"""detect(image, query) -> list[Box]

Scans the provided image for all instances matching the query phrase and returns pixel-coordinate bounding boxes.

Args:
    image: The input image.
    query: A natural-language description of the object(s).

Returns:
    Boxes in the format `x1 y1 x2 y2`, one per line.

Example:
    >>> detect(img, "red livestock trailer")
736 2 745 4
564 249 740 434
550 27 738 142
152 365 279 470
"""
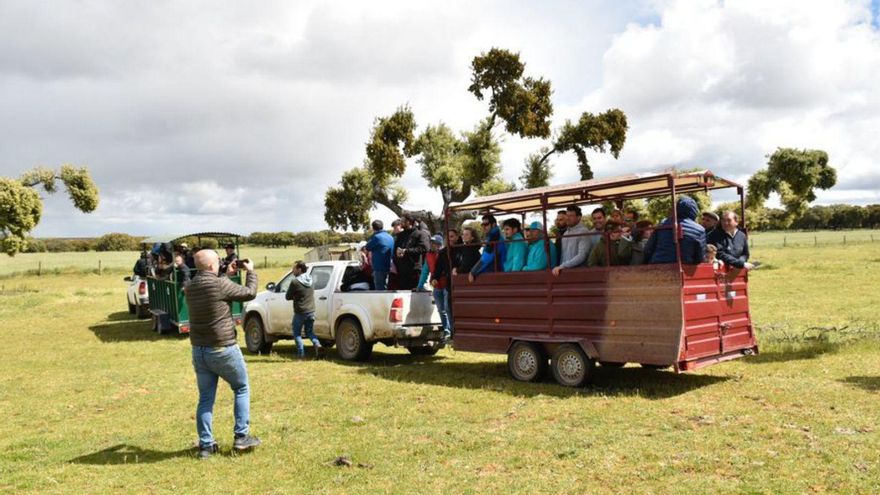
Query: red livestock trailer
446 170 758 387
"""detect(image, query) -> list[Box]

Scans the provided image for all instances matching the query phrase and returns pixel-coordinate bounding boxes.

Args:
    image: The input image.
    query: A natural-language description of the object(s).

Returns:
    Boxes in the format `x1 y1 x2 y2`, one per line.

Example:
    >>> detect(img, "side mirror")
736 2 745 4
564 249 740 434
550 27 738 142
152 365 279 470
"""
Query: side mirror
124 276 132 282
266 282 276 292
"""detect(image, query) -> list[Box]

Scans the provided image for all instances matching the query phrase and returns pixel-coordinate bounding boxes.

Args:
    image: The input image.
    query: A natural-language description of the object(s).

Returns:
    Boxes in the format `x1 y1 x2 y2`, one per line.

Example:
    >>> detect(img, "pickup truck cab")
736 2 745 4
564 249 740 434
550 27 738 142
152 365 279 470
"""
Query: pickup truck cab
243 260 444 361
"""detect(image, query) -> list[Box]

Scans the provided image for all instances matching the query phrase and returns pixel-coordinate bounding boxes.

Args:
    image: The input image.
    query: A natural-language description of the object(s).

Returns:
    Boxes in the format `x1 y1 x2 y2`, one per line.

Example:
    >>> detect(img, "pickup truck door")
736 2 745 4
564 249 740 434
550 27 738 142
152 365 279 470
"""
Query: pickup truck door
266 272 294 336
307 265 335 337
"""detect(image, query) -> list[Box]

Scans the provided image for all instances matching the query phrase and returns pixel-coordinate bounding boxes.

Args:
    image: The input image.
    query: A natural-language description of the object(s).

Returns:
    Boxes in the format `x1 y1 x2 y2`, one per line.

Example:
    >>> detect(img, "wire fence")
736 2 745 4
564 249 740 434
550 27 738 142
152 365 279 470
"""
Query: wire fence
748 229 880 248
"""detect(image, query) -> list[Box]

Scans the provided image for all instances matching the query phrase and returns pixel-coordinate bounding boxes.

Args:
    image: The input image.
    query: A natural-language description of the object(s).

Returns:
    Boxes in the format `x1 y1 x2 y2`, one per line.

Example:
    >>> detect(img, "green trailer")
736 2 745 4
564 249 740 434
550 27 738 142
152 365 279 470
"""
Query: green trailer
141 232 245 335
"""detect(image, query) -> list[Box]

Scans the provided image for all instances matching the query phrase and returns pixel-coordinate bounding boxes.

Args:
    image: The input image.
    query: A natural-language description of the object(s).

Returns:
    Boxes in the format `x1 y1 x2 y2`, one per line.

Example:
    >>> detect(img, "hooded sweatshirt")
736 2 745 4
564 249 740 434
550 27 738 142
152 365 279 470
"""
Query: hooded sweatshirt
644 196 706 264
285 272 316 314
523 236 556 271
503 232 527 272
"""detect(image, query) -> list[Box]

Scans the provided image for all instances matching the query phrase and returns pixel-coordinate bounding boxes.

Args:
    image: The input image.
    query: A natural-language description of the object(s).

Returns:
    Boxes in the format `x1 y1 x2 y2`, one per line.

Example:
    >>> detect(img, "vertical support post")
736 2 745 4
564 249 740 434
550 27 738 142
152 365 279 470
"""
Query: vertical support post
541 197 551 270
668 175 682 269
738 186 746 232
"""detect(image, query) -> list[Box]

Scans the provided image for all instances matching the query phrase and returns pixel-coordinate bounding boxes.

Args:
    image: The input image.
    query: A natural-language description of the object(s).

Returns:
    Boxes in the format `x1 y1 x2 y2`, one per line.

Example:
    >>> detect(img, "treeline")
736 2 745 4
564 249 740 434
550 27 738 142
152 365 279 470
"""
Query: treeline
22 233 145 253
245 230 366 248
731 204 880 231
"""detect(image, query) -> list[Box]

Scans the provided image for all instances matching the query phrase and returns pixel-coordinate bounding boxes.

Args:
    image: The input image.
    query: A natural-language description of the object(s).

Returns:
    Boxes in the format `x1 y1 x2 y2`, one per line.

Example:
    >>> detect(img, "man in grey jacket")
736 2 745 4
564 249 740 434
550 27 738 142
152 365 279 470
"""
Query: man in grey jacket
553 205 602 276
285 260 323 358
185 250 260 459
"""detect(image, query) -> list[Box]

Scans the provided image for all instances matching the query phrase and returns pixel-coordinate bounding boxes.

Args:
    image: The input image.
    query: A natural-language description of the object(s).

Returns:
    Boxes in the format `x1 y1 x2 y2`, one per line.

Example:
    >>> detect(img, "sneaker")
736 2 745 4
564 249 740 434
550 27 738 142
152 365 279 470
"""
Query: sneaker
198 443 219 459
314 346 324 359
233 434 262 451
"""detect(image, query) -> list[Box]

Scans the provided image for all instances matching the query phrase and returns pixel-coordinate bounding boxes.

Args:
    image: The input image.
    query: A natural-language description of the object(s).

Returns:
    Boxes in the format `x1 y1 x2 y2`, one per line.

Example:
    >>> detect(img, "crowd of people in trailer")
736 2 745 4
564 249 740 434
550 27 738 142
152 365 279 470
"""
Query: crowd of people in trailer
132 241 240 284
349 195 753 340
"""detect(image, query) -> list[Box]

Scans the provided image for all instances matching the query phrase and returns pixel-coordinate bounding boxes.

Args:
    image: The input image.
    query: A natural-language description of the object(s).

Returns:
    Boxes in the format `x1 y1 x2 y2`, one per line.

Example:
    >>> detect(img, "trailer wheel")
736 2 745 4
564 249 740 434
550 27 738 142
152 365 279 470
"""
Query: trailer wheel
508 341 547 382
551 344 593 387
336 318 372 362
600 361 626 368
244 316 273 354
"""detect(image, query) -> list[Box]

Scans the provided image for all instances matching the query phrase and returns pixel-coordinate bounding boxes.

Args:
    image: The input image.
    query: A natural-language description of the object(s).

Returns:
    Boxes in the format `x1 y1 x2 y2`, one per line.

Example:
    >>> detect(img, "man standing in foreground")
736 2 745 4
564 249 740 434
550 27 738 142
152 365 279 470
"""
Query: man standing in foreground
185 250 260 459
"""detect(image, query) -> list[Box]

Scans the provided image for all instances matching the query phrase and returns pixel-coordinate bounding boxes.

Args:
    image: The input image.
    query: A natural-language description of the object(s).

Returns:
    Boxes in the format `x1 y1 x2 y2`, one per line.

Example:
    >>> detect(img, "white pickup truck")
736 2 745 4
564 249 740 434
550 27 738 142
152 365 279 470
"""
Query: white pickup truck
242 260 444 361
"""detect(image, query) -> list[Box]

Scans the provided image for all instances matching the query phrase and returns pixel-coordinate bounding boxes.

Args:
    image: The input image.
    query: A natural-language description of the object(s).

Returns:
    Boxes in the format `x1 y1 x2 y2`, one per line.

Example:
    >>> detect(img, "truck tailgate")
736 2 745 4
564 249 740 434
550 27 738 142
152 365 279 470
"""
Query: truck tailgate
404 291 441 325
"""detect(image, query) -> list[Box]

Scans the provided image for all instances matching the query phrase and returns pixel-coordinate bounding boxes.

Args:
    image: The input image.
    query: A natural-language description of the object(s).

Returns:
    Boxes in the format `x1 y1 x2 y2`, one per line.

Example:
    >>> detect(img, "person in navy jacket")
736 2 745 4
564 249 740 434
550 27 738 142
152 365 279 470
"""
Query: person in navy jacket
708 211 754 270
644 195 706 264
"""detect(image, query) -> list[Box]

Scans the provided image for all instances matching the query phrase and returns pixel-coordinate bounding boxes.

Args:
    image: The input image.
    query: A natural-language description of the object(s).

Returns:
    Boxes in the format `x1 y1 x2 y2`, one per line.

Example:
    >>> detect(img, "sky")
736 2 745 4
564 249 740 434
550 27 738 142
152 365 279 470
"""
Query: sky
1 0 878 237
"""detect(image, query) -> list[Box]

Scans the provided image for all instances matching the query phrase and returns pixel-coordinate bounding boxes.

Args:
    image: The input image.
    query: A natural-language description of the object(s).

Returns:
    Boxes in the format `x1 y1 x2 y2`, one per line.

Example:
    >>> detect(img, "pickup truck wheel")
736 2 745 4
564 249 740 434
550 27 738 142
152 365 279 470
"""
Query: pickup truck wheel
244 316 273 354
508 341 547 382
135 304 150 319
336 318 372 361
551 344 593 387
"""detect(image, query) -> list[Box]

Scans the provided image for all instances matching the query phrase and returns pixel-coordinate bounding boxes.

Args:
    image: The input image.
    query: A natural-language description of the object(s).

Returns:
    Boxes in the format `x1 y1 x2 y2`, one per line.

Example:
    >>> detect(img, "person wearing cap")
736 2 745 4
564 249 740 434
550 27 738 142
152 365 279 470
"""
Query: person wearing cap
501 218 527 272
418 234 451 338
365 219 394 290
701 211 719 235
220 243 238 274
522 221 556 271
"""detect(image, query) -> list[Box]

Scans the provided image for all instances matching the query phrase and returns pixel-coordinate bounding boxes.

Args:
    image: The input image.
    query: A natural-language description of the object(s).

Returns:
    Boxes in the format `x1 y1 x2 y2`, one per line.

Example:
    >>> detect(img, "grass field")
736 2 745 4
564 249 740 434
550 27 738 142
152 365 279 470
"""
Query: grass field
2 242 880 493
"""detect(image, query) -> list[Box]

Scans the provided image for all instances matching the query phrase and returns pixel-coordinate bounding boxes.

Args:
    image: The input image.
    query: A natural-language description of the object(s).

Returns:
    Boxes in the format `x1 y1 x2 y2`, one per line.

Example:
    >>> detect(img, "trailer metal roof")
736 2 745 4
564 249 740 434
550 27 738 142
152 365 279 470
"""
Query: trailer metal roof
447 169 741 214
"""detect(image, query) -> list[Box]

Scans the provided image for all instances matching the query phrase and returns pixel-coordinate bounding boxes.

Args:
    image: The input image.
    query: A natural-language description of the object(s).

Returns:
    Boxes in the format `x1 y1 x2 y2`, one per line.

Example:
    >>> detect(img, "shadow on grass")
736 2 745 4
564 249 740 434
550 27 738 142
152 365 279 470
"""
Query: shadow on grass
330 350 726 399
88 311 170 343
69 444 193 464
840 376 880 392
745 341 841 364
239 344 448 366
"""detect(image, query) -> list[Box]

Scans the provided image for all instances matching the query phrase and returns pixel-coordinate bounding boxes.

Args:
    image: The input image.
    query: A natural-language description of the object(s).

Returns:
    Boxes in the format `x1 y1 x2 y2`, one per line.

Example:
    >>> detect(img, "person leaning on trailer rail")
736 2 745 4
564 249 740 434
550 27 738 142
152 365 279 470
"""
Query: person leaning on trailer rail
133 252 149 278
643 195 706 265
174 254 191 285
551 205 595 276
552 209 568 267
588 221 632 267
453 227 482 276
468 214 506 282
708 211 754 270
184 251 260 459
522 221 556 271
623 220 655 265
502 218 527 272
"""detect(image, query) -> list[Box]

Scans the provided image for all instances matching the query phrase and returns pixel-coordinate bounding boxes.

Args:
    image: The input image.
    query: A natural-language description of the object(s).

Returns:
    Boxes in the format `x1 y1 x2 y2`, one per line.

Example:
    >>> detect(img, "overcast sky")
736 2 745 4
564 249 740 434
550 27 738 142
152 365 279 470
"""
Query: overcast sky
2 0 879 237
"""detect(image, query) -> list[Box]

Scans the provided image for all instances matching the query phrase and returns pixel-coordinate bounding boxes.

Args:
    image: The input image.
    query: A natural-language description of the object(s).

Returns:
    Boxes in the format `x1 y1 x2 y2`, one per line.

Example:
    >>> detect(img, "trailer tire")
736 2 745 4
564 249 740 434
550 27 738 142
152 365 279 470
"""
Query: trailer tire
244 315 273 354
508 341 547 382
551 344 593 387
336 318 372 362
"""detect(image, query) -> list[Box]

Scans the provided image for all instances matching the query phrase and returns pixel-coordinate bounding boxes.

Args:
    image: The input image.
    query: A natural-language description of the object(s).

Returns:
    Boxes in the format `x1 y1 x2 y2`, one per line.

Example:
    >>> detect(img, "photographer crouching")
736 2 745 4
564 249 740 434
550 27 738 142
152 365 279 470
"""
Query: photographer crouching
185 250 261 459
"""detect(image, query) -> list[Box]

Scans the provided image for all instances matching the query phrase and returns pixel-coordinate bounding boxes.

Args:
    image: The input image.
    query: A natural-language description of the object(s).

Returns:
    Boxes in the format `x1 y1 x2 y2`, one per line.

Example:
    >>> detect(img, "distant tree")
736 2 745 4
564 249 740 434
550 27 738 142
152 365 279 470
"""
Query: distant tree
747 148 836 227
645 193 711 224
94 233 139 251
1 165 99 256
22 237 47 253
865 204 880 229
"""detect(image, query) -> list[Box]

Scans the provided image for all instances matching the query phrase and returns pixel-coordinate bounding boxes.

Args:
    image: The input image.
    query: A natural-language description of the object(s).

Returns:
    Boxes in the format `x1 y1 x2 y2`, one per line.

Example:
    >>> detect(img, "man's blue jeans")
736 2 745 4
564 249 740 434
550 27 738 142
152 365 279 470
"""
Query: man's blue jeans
293 312 320 355
373 270 388 290
433 287 450 334
192 344 250 448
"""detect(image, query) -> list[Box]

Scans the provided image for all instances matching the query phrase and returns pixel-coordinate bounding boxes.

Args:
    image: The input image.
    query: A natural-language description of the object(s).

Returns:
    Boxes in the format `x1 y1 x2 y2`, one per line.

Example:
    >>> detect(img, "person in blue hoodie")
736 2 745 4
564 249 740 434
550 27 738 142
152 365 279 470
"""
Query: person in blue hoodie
644 195 706 264
284 261 322 359
468 214 507 282
365 219 394 290
502 218 527 272
522 221 556 271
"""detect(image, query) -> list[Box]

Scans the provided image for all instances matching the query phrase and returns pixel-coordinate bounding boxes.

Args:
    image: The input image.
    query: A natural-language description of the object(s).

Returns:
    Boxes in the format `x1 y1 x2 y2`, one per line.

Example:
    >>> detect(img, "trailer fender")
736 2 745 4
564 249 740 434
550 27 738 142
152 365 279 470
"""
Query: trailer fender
505 338 600 361
334 306 373 340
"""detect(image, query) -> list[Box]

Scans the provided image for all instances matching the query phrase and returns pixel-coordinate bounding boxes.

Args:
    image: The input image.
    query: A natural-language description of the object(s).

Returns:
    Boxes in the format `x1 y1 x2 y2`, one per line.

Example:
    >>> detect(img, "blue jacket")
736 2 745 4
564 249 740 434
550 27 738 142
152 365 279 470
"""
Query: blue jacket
365 231 394 272
645 196 706 264
503 233 527 272
471 226 507 275
523 238 556 271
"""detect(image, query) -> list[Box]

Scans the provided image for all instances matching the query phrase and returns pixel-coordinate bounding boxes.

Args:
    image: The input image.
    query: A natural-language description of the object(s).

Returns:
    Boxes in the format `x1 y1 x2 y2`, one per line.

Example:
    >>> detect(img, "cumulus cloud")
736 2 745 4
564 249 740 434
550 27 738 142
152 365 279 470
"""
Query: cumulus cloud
1 0 877 237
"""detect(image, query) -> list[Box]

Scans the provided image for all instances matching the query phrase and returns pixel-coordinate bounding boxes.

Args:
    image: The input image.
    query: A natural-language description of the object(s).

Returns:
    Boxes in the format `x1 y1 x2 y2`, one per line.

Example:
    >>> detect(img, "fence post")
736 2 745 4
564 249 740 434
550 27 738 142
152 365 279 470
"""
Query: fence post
38 261 42 276
814 236 817 247
783 236 787 247
264 255 268 268
98 260 102 275
872 234 875 242
843 235 846 245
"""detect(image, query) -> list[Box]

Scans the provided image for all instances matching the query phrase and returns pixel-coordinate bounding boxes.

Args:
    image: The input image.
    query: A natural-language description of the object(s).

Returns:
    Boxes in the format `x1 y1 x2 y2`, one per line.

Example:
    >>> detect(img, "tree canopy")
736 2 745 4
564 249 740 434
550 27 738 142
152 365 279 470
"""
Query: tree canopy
1 165 99 256
324 48 628 233
747 148 836 227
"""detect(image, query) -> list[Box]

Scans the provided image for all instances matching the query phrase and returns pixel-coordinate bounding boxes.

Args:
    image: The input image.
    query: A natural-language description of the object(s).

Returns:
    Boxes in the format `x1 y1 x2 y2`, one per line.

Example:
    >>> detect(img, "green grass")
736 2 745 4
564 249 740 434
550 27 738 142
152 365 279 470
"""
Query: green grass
747 229 880 248
2 243 880 493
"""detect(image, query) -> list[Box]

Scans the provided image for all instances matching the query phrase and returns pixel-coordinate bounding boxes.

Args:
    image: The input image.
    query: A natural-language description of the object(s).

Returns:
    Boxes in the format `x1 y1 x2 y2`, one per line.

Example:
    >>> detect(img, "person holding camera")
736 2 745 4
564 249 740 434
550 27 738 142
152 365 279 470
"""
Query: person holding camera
185 251 260 459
